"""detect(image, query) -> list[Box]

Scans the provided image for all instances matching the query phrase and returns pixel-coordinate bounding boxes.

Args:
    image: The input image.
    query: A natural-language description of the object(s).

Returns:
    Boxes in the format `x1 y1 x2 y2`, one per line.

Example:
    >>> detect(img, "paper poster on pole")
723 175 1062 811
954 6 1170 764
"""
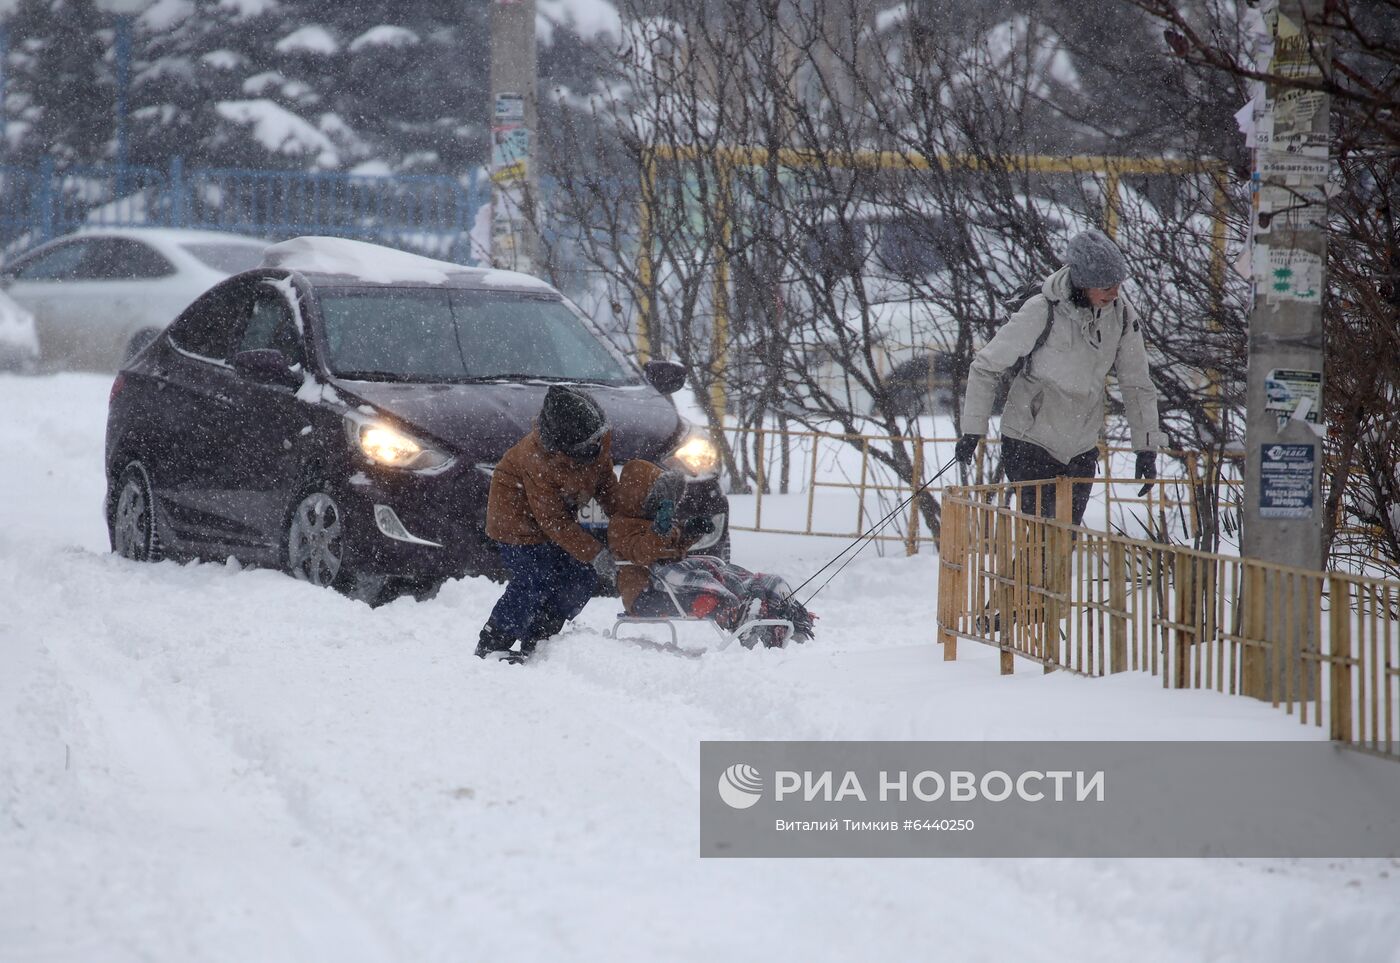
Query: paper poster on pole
491 124 530 171
1258 151 1329 184
1257 183 1327 232
1270 87 1325 147
1252 105 1275 152
1264 368 1322 425
1259 443 1316 519
1235 98 1257 147
489 119 532 272
494 92 525 122
1253 245 1323 304
1269 12 1324 81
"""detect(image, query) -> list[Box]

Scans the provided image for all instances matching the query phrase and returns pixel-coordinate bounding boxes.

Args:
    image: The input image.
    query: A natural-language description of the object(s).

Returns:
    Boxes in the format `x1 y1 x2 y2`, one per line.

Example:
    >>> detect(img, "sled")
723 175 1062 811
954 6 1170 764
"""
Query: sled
605 561 794 655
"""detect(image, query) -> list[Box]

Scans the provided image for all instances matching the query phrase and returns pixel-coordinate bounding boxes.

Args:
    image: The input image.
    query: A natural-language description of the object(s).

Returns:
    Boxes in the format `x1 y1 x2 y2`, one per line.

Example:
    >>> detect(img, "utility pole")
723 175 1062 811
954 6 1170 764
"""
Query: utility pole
489 0 538 272
1240 0 1330 700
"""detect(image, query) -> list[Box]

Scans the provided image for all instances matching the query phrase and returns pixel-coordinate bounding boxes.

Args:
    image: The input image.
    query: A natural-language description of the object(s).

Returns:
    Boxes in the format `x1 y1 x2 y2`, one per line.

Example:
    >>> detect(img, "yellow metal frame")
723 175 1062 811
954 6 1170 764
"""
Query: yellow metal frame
635 145 1233 425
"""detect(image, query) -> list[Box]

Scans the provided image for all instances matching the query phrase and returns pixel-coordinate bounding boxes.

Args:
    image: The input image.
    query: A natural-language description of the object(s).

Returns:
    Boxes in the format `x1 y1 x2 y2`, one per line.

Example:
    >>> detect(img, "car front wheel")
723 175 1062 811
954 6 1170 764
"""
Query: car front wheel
287 491 347 587
286 490 388 604
110 461 163 562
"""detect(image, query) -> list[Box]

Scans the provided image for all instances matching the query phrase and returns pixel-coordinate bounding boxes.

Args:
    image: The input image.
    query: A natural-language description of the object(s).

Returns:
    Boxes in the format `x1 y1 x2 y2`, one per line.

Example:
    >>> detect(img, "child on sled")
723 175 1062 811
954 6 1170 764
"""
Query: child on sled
607 460 815 648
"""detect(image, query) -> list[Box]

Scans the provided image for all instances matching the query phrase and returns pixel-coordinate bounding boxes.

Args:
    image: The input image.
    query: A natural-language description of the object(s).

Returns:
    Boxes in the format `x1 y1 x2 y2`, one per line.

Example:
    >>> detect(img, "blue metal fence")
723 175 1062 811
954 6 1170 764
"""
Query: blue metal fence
0 157 485 264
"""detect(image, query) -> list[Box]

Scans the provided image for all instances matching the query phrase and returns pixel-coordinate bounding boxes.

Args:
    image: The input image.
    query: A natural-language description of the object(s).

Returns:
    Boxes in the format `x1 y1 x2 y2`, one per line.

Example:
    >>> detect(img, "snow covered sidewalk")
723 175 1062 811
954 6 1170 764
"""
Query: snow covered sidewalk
2 373 1398 962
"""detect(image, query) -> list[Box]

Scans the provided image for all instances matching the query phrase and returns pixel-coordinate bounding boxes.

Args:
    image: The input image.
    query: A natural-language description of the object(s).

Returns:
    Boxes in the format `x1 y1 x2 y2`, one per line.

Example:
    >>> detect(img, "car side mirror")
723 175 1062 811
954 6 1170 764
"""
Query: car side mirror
643 359 686 395
232 348 299 388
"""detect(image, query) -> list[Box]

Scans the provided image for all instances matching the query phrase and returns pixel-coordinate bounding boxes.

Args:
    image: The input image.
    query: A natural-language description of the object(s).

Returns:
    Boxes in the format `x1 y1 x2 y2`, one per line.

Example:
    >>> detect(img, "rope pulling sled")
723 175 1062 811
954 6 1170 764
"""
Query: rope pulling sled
606 453 962 656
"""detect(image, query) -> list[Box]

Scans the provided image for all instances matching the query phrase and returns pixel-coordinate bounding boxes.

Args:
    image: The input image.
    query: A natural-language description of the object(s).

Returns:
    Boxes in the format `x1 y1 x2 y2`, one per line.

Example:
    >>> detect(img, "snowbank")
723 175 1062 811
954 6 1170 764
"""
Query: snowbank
1 373 1396 962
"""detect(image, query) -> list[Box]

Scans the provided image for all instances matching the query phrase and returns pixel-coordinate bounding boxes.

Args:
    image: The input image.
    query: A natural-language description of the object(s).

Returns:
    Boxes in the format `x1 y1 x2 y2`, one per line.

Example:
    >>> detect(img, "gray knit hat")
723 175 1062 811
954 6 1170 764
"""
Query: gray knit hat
1066 229 1129 290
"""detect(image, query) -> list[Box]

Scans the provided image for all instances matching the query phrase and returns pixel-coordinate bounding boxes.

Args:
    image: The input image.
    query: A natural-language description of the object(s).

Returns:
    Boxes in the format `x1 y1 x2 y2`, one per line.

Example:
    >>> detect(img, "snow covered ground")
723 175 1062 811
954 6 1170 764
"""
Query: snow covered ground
2 373 1398 963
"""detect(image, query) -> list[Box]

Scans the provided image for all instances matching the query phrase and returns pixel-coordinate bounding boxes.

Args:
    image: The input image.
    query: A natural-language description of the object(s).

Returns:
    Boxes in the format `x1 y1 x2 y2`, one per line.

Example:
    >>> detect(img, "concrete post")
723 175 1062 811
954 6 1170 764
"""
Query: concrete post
1241 0 1330 700
489 0 538 272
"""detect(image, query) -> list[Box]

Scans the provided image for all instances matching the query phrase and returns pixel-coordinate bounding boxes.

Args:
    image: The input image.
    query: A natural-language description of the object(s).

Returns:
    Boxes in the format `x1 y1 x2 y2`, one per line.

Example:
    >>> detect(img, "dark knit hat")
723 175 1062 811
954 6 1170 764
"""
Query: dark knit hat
1067 229 1129 290
538 385 608 459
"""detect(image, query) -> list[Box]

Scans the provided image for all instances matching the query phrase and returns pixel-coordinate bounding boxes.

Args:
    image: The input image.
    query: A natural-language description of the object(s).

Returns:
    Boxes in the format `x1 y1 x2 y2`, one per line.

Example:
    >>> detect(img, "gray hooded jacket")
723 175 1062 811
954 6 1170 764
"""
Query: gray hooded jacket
961 265 1163 464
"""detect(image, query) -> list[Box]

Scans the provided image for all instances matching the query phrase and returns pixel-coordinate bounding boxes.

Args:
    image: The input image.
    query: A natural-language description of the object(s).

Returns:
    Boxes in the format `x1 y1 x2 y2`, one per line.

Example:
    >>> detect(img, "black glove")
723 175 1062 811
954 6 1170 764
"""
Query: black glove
1134 450 1157 496
954 433 982 465
590 547 618 587
681 515 716 539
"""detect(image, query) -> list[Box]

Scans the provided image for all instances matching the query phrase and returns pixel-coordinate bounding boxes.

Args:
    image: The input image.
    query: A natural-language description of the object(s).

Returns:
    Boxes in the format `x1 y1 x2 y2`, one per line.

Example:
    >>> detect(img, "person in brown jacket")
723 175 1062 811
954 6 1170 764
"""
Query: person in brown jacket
476 385 622 662
607 459 705 612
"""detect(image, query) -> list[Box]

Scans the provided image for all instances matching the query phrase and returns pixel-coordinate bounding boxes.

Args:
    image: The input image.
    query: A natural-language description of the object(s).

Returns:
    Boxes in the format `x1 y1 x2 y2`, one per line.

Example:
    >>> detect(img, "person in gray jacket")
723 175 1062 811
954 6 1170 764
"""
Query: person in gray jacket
954 229 1163 525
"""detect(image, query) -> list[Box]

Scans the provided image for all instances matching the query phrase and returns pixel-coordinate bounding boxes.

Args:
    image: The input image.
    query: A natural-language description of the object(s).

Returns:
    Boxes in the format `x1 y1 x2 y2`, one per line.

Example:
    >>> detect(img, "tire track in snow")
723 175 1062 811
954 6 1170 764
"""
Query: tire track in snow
44 631 403 963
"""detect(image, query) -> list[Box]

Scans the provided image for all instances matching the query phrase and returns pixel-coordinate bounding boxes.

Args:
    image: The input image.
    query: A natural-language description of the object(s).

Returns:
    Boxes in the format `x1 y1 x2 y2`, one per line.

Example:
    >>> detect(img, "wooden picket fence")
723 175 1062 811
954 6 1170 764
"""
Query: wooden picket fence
937 478 1400 759
724 425 1244 555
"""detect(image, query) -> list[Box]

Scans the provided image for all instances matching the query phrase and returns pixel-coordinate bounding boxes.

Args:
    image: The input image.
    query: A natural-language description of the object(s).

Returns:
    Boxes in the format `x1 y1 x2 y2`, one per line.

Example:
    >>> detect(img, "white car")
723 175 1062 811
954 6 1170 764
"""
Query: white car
810 299 960 416
0 287 39 372
0 228 269 371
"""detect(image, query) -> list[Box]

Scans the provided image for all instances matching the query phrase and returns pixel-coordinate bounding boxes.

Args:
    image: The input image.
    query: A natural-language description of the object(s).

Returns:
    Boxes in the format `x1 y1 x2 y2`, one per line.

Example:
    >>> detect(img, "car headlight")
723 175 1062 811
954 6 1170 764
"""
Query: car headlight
346 418 454 473
668 425 720 478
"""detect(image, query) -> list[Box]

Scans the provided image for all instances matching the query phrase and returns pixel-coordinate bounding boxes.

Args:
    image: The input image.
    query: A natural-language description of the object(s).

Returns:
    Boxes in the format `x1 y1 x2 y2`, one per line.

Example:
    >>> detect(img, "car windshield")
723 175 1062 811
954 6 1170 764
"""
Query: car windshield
318 287 636 385
181 242 267 274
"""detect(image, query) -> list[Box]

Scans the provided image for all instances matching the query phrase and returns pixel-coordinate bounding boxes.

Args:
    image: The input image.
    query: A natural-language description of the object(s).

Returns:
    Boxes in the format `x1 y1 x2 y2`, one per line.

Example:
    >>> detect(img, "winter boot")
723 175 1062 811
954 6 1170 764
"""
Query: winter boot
474 622 516 660
524 609 568 644
506 610 565 663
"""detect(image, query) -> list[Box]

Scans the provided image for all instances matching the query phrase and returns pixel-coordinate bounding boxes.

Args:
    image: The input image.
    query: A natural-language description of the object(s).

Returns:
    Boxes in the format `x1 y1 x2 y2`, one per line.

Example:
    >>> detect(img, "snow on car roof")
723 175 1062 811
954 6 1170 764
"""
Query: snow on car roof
261 235 555 291
69 226 267 243
65 226 270 250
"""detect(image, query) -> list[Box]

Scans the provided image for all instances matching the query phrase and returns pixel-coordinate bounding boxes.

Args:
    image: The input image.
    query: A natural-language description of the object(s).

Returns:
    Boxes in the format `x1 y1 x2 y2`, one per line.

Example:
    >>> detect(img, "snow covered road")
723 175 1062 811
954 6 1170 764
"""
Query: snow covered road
2 373 1398 962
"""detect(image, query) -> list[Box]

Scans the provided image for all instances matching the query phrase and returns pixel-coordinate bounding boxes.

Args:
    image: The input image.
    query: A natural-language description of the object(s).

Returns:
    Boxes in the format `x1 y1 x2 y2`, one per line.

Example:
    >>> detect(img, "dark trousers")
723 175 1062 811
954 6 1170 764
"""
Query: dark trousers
487 542 599 641
1002 437 1099 526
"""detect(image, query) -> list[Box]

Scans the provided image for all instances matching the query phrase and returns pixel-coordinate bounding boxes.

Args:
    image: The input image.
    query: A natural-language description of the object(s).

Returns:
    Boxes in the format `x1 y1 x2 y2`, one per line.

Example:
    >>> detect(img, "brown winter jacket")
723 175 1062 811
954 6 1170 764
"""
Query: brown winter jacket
485 428 621 564
607 460 696 612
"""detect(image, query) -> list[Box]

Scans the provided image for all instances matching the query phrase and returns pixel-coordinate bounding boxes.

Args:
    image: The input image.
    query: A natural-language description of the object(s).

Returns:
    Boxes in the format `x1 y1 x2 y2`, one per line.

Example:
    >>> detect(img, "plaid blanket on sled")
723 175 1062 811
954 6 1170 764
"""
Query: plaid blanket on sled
633 556 816 648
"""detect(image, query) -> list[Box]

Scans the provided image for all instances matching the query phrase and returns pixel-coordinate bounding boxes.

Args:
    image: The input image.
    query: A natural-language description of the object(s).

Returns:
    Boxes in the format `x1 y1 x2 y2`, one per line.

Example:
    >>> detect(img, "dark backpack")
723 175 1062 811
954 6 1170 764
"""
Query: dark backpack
1001 282 1058 380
